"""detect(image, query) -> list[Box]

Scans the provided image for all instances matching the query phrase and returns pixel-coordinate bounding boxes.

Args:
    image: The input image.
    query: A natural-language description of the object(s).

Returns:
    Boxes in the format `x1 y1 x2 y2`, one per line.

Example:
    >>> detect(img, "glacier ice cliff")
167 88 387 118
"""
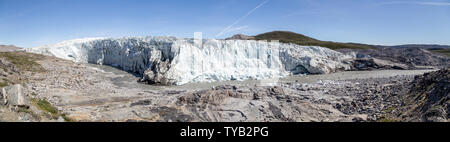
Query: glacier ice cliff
25 36 354 85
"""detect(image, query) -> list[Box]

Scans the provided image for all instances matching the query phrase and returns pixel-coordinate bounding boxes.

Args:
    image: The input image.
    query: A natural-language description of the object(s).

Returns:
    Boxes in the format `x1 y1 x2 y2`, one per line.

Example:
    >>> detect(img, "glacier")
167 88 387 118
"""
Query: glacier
25 36 354 85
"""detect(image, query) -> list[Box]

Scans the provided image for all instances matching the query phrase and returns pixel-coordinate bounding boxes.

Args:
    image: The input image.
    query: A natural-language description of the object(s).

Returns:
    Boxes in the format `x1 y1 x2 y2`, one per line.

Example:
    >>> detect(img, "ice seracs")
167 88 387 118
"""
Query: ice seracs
25 37 106 62
26 36 353 85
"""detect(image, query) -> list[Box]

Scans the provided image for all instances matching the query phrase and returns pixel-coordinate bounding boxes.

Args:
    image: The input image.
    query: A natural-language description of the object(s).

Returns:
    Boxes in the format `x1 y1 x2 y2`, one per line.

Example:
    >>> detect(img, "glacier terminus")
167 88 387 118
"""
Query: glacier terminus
25 36 354 85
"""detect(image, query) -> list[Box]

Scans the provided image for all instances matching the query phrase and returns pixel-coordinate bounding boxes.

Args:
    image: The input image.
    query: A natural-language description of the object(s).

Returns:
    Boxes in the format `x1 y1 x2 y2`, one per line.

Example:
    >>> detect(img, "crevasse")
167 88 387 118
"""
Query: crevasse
25 36 353 85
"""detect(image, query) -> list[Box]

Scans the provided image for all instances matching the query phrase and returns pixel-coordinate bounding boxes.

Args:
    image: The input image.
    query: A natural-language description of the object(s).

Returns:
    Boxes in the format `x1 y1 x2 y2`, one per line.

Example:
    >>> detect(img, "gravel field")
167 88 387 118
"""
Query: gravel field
91 63 435 90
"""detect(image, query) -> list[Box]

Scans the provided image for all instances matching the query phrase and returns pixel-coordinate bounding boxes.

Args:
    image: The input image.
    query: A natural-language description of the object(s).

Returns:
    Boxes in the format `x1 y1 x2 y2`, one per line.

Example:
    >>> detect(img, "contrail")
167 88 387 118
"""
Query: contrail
216 0 269 37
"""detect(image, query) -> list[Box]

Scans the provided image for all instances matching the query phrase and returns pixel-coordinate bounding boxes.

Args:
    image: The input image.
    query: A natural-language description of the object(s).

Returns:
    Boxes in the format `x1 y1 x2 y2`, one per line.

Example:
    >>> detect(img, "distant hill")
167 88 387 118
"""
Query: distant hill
382 44 450 49
377 44 450 57
225 34 255 40
427 48 450 57
227 31 375 50
0 45 21 52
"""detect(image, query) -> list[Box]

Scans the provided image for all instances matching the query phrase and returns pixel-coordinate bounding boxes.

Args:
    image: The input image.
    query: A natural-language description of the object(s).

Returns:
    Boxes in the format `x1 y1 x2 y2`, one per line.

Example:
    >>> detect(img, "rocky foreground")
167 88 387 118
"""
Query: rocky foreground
0 51 447 122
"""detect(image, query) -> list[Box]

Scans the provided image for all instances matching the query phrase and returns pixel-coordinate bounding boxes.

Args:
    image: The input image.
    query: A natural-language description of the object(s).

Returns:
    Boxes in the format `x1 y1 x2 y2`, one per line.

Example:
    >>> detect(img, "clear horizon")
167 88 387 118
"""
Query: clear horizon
1 0 450 48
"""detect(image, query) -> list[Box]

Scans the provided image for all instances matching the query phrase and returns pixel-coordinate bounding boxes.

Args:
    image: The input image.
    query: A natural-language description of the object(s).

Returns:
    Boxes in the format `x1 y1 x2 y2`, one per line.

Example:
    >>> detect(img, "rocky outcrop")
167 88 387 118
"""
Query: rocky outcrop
376 68 449 122
338 48 450 69
26 37 354 85
0 58 19 74
1 84 27 107
401 68 449 122
350 58 409 70
174 85 368 122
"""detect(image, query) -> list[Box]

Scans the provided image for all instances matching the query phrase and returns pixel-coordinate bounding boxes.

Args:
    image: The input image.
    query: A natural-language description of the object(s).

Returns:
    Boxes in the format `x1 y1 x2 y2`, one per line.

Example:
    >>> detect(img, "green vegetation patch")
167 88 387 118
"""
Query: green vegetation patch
428 48 450 57
377 118 397 122
254 31 376 50
384 106 396 113
31 98 73 122
0 78 13 88
0 81 8 88
0 51 46 72
35 99 59 117
17 106 41 120
61 114 73 122
17 106 33 114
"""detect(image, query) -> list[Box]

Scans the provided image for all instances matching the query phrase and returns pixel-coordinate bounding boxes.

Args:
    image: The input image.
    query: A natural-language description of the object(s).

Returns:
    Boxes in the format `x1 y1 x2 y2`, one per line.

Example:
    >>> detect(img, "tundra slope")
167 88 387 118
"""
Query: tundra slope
26 37 354 85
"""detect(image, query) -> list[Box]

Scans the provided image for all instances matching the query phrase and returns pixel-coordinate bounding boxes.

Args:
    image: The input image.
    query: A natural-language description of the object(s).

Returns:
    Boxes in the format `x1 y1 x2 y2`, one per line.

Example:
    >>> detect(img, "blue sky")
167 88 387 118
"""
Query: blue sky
0 0 449 47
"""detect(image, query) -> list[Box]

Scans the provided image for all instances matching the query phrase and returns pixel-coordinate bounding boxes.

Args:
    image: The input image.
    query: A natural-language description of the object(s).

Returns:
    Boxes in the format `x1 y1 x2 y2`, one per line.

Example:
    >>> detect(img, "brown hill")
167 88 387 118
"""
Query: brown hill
226 31 375 50
0 45 21 52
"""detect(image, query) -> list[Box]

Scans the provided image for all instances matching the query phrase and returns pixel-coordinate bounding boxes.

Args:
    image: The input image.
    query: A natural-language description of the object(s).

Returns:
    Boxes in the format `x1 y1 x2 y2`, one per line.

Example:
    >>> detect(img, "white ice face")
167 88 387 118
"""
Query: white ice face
25 36 353 85
167 39 287 85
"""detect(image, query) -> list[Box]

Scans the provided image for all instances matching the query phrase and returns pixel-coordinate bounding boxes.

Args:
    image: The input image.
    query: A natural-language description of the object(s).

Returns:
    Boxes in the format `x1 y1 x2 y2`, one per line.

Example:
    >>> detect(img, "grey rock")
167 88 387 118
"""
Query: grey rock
352 117 366 122
1 84 28 107
350 58 409 70
130 100 152 107
57 117 65 122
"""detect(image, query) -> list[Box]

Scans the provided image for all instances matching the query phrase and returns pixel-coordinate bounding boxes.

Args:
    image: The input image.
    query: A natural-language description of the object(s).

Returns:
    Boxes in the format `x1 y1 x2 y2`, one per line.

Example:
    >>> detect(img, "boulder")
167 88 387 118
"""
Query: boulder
1 84 28 107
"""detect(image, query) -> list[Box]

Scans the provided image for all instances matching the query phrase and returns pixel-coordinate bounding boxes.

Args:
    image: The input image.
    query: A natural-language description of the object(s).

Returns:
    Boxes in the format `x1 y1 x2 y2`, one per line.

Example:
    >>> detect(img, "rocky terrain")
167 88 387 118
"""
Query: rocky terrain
1 33 448 122
0 51 54 122
383 69 449 122
338 47 450 69
1 50 446 122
